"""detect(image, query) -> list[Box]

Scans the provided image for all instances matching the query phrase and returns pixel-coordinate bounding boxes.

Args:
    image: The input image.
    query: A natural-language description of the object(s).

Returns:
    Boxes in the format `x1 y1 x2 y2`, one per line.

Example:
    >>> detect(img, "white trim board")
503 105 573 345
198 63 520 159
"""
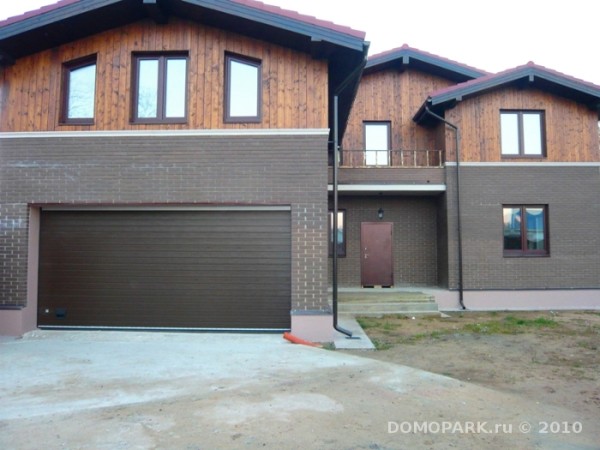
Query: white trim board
0 129 329 139
327 184 446 192
446 162 600 167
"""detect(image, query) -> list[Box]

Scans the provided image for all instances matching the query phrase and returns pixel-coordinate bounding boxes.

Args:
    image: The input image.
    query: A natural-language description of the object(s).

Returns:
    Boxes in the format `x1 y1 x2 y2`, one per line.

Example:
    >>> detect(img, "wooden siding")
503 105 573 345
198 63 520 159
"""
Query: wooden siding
0 17 328 131
444 87 600 162
342 68 454 152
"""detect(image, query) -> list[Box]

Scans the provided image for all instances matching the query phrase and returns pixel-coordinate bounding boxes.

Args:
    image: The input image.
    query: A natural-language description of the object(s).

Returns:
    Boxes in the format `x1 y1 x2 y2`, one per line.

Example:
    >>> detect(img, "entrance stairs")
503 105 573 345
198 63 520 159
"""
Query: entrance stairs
333 288 439 316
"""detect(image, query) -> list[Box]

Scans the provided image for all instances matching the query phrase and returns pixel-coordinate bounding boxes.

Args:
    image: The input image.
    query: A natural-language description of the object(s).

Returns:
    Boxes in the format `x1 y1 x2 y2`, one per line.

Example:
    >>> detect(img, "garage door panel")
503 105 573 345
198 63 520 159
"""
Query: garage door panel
38 210 291 330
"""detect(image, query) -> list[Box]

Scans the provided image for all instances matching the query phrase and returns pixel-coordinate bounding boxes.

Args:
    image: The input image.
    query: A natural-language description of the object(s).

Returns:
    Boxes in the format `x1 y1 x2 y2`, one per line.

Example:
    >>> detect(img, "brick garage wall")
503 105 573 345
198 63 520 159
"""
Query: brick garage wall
0 132 328 312
444 165 600 289
328 195 439 287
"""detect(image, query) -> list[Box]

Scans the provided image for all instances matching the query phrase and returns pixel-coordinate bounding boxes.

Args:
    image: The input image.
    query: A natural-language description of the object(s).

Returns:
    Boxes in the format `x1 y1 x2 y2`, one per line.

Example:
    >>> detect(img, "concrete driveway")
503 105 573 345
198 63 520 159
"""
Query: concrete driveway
0 331 595 449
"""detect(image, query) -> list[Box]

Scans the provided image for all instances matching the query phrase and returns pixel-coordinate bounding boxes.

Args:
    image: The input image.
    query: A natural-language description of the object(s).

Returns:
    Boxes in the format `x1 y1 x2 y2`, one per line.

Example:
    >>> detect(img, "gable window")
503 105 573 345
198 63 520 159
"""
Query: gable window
500 111 545 157
225 54 262 123
364 122 390 166
61 55 97 124
503 205 549 256
132 53 188 123
328 210 346 257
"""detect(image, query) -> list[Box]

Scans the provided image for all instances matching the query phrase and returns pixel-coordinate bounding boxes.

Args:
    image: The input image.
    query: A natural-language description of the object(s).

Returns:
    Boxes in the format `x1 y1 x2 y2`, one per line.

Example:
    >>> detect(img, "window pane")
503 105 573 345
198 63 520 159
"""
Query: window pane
165 58 187 118
229 59 259 117
522 113 543 155
503 207 522 250
137 59 159 118
500 113 519 155
68 64 96 119
365 123 390 165
525 207 545 250
329 211 345 255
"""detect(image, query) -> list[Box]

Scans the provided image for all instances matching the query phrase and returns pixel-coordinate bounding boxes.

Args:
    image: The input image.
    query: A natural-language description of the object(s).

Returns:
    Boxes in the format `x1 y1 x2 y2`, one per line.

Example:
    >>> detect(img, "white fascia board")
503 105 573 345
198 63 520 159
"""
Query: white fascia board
0 129 330 139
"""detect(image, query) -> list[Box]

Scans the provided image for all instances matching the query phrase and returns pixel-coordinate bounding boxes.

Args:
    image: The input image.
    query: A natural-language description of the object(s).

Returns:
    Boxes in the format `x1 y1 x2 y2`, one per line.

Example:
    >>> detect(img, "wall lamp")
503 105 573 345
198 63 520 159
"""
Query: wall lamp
377 208 384 220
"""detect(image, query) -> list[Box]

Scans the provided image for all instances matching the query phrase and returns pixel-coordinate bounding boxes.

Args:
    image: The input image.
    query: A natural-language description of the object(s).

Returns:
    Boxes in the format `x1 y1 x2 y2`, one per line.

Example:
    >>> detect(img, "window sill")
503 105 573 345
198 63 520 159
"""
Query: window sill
130 119 188 125
503 252 550 258
59 120 95 126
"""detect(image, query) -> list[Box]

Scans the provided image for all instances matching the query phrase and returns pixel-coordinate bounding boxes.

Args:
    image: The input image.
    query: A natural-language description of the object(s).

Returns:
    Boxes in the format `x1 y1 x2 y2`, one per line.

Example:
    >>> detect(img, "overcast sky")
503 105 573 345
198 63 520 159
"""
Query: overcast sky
1 0 599 84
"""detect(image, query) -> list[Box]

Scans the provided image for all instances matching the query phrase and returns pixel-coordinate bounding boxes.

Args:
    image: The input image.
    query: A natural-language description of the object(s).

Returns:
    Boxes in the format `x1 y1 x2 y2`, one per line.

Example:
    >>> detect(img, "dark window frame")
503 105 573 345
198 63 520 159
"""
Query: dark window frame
363 121 392 166
328 210 347 258
224 53 262 123
500 110 546 158
502 204 549 257
60 54 97 125
131 52 189 124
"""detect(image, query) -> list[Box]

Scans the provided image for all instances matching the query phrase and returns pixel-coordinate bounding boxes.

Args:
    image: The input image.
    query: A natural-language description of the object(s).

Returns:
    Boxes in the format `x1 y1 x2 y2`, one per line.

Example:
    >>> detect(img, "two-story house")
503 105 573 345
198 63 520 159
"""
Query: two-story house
0 0 368 340
333 45 600 310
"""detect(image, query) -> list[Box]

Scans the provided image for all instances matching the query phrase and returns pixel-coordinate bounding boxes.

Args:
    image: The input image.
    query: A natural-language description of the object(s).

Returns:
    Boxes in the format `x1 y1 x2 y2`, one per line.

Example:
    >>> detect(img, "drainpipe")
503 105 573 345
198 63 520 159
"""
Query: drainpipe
332 94 353 337
424 107 466 310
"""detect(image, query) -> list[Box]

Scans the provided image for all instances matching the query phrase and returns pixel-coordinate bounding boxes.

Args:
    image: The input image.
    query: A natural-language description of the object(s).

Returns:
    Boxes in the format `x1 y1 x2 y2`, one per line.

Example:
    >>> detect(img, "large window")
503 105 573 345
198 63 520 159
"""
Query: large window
503 205 548 256
328 210 346 257
364 121 390 166
500 111 545 157
132 53 188 123
61 55 97 124
225 54 262 123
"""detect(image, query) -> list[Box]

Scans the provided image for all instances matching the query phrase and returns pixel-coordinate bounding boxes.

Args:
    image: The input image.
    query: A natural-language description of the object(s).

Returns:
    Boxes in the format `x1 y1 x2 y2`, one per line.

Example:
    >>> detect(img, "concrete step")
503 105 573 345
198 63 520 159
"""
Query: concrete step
335 291 434 303
338 301 439 316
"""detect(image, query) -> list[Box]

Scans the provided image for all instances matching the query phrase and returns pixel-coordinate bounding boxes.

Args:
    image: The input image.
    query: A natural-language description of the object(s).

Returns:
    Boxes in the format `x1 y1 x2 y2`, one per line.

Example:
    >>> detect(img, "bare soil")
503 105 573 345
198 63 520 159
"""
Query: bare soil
341 310 600 426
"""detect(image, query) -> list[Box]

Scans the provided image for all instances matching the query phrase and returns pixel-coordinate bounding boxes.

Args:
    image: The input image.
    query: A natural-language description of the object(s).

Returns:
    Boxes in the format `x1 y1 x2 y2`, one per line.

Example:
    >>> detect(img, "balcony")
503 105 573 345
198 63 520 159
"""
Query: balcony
328 149 446 190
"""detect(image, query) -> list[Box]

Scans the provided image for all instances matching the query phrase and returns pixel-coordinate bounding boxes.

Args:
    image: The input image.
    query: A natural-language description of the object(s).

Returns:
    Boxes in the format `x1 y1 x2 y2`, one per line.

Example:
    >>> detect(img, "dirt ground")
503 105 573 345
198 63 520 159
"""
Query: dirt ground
342 310 600 427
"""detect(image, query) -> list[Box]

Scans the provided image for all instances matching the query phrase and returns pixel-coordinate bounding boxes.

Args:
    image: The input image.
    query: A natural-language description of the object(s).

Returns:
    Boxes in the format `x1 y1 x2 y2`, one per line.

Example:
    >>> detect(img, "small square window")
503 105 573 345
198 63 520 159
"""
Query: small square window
328 210 346 257
364 121 391 166
132 53 188 123
500 111 546 157
224 54 262 123
61 55 97 125
503 205 549 256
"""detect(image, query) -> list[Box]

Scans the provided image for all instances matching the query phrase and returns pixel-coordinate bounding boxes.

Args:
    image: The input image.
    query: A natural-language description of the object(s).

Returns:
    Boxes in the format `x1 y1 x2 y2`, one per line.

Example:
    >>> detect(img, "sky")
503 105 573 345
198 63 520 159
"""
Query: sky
1 0 599 85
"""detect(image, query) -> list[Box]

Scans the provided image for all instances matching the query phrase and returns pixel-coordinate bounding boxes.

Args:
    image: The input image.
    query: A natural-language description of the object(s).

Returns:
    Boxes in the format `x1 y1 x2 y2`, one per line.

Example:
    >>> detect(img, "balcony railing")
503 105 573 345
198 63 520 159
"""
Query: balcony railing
338 149 444 168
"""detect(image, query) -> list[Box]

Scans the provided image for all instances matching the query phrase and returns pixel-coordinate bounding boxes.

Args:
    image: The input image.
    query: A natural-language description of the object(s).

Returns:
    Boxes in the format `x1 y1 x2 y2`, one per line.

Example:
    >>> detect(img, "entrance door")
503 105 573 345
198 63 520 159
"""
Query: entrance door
361 222 393 287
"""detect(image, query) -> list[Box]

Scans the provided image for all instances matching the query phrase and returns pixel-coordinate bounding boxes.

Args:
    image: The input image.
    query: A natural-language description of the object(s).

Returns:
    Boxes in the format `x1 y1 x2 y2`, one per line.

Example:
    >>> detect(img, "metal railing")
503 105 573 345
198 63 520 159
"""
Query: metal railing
338 149 444 168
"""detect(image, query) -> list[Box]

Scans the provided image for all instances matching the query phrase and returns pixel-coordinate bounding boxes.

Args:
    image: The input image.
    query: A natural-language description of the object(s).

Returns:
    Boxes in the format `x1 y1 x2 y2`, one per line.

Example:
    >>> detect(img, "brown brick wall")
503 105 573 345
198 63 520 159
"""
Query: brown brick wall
444 165 600 289
328 195 439 286
0 132 329 311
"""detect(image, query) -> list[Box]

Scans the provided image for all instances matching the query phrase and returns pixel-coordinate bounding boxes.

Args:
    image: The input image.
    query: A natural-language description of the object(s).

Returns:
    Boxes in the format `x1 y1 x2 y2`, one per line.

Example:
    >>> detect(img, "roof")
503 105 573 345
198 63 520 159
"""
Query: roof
0 0 368 139
364 44 488 83
414 61 600 123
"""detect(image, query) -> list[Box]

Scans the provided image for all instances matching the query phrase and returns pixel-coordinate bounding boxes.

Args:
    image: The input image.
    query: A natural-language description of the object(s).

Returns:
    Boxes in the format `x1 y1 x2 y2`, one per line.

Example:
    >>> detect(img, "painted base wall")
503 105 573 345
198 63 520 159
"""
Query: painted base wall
435 289 600 311
291 314 333 342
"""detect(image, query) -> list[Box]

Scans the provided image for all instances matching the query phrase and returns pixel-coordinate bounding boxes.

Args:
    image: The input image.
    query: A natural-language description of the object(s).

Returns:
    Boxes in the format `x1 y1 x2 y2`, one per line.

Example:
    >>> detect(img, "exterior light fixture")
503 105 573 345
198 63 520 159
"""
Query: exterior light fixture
378 208 384 220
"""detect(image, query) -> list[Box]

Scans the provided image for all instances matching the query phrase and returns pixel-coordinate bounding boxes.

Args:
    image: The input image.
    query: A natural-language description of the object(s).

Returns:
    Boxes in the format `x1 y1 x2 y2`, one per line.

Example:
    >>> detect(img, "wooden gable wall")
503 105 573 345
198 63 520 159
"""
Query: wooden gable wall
444 87 600 162
0 17 328 131
342 68 454 151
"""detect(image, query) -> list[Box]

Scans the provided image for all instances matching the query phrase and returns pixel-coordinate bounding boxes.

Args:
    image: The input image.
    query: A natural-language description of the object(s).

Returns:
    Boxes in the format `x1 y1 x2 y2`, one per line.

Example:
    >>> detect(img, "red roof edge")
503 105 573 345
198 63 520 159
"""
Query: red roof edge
231 0 365 39
0 0 82 27
429 61 600 99
368 43 490 75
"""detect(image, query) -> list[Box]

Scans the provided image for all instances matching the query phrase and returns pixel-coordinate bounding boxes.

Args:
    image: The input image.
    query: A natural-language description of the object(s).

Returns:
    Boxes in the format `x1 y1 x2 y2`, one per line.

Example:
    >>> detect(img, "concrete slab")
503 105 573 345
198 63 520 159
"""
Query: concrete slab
0 330 596 449
333 315 375 350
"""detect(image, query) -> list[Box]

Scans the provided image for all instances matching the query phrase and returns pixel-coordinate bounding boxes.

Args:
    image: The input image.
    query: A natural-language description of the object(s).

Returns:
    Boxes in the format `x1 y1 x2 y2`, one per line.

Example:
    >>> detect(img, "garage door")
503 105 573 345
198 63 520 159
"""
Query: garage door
38 209 291 330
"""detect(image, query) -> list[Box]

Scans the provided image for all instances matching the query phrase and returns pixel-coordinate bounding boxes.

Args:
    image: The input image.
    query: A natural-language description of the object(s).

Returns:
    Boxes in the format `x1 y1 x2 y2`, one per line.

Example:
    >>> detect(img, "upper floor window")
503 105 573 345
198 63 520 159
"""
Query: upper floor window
500 111 545 157
225 54 262 123
132 53 188 123
61 55 97 125
328 210 346 257
364 121 391 166
503 205 549 256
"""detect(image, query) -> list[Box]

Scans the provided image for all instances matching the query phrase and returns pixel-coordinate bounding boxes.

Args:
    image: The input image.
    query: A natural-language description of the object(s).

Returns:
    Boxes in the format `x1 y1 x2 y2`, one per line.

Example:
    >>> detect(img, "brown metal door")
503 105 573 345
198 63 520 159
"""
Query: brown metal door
361 222 393 287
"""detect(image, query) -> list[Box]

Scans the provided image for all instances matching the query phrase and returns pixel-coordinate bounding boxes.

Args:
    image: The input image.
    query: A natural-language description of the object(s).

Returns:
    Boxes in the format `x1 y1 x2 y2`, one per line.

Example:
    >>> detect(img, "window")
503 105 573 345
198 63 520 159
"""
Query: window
364 122 390 165
500 111 545 157
225 54 262 123
503 205 548 256
132 53 188 123
61 55 97 124
328 210 346 257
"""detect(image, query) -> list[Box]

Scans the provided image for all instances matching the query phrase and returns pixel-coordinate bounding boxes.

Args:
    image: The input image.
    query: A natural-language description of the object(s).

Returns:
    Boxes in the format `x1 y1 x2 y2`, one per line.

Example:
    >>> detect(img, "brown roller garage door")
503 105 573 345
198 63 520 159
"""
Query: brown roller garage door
38 209 291 330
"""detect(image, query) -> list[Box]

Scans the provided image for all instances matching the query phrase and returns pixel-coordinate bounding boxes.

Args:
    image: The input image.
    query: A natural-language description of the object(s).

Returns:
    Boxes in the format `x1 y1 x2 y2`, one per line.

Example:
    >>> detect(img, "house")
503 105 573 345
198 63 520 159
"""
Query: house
333 44 600 310
0 0 368 341
1 2 599 343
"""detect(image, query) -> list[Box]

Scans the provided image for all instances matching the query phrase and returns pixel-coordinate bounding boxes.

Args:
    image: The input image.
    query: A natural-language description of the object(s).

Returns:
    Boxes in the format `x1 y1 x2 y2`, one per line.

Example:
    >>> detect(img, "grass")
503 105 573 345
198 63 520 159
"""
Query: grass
462 315 559 335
